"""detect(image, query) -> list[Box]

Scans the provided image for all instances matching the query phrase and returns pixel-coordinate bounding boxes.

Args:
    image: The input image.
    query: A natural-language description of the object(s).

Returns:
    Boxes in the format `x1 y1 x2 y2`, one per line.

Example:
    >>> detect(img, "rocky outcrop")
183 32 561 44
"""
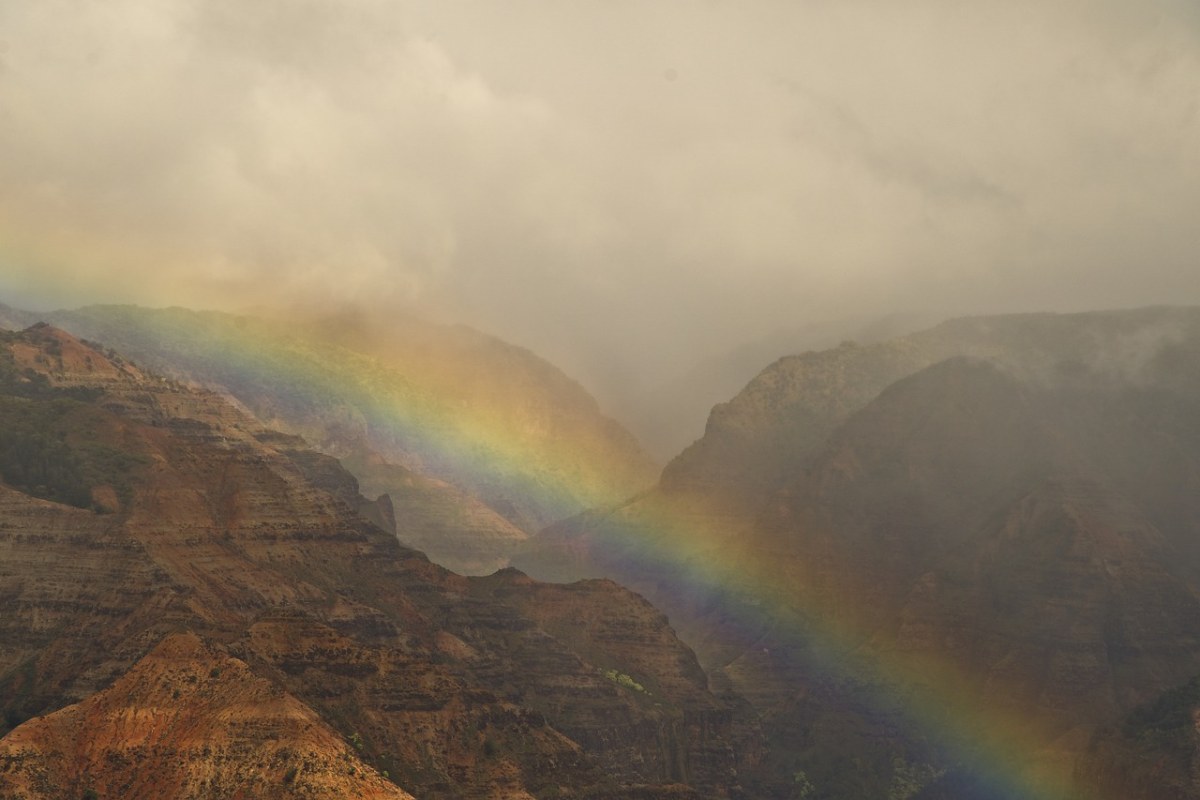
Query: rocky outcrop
660 338 932 498
660 306 1200 498
342 451 532 574
0 325 733 799
0 633 415 800
31 304 659 540
629 313 939 462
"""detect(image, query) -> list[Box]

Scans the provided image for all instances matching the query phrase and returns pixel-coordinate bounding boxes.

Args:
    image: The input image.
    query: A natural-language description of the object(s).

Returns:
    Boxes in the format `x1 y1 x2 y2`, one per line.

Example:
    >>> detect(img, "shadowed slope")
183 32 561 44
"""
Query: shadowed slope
518 307 1200 799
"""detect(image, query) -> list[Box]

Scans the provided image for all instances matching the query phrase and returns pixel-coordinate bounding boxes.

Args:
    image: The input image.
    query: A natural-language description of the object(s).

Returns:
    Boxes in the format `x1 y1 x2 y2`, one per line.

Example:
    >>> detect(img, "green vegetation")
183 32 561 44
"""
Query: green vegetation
1121 672 1200 758
888 757 945 800
0 332 146 510
792 770 815 798
0 413 93 508
602 668 646 694
0 397 145 510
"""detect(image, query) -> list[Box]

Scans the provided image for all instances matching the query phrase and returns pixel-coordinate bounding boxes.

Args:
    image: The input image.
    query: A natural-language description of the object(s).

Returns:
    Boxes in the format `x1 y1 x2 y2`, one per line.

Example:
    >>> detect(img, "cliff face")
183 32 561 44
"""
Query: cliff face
27 304 659 554
627 312 939 462
517 307 1200 798
661 306 1200 499
743 358 1200 724
0 324 732 799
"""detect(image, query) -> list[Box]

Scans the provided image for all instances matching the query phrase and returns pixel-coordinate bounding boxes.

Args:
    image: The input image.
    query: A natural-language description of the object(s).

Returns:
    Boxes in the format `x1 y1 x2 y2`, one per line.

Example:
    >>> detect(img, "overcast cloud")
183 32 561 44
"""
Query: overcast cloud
1 0 1198 409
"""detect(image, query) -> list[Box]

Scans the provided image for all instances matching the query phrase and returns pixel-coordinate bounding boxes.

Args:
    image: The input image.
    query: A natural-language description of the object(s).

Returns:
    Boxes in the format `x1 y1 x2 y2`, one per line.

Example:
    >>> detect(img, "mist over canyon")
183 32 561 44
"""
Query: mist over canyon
1 303 1199 799
3 2 1200 798
3 0 1199 419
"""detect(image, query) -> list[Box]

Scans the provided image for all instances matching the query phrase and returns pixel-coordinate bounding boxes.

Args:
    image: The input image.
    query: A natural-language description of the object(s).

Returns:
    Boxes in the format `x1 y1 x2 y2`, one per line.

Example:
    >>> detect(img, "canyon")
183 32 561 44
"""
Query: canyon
4 306 1200 798
0 323 732 799
517 307 1200 797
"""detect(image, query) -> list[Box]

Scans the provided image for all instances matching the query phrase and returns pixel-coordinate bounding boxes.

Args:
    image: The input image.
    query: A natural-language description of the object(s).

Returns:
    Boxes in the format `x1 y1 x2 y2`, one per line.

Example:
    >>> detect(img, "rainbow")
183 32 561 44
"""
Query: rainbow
561 495 1090 799
0 272 1100 799
5 301 656 531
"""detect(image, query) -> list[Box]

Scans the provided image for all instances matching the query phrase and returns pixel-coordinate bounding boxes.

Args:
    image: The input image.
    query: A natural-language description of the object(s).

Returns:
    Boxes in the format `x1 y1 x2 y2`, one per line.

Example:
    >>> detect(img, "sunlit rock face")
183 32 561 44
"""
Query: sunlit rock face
0 633 417 800
0 325 733 800
9 303 660 573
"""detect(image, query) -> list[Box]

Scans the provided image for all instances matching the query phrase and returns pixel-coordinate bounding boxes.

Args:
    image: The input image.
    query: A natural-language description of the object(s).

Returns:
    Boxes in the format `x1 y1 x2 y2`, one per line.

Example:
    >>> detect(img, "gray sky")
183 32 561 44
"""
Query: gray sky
1 0 1198 410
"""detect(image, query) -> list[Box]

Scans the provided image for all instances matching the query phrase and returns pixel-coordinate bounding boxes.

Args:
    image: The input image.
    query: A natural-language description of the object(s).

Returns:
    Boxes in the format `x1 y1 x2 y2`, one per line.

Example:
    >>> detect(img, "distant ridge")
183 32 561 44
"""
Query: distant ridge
629 311 941 460
4 301 659 573
518 305 1200 798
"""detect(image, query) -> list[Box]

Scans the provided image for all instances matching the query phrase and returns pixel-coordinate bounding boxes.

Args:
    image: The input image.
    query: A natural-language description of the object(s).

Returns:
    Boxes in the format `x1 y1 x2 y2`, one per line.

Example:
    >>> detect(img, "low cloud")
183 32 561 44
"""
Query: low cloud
1 0 1197 407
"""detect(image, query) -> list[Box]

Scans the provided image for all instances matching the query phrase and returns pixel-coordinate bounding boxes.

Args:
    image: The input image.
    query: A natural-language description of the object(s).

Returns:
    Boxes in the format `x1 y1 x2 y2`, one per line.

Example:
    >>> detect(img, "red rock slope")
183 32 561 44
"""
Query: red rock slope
0 633 414 800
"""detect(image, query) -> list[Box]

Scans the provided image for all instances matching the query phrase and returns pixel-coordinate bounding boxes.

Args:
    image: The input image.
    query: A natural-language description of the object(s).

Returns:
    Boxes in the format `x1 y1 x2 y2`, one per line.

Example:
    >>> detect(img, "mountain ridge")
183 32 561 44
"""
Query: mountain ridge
517 306 1200 798
0 302 659 574
0 323 736 799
